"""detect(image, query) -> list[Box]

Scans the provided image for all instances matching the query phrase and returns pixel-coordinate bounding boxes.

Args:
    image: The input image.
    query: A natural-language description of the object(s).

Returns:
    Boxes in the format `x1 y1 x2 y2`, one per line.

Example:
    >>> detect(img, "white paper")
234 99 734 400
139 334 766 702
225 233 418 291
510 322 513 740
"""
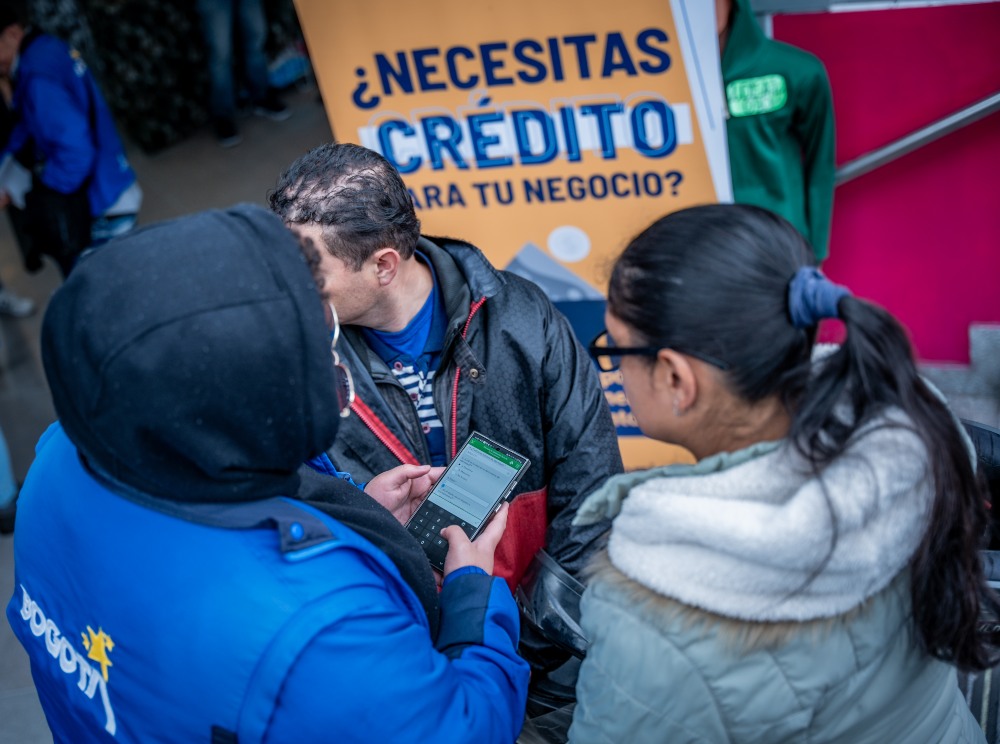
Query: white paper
0 154 33 209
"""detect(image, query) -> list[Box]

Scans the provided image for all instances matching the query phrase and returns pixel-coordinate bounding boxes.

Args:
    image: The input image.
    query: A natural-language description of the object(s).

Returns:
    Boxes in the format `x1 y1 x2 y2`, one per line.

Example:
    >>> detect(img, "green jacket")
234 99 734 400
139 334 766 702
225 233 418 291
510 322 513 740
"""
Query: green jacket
723 0 835 261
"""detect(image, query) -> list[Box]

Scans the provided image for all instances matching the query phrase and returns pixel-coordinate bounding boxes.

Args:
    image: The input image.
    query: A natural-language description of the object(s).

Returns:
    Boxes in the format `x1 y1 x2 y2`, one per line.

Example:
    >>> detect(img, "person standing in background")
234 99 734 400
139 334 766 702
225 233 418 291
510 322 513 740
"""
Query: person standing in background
0 1 142 277
0 73 33 315
196 0 290 147
718 0 835 263
0 424 18 533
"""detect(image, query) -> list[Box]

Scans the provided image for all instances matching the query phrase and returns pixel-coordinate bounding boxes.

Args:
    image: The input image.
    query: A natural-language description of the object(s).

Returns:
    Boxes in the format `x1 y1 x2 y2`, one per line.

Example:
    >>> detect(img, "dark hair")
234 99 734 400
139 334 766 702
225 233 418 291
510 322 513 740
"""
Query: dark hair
267 143 421 271
291 229 326 298
0 1 27 32
608 203 997 671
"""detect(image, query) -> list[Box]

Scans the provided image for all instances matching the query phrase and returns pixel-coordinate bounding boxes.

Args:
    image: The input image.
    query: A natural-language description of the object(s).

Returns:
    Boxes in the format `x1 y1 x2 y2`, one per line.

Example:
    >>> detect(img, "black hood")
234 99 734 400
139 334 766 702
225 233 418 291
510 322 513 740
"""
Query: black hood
42 204 341 503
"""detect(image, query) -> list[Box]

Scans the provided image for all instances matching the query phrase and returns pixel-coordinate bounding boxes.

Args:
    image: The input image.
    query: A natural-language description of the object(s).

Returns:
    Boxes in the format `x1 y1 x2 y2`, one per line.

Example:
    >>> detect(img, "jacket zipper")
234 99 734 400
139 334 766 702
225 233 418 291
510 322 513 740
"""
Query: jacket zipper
451 296 487 457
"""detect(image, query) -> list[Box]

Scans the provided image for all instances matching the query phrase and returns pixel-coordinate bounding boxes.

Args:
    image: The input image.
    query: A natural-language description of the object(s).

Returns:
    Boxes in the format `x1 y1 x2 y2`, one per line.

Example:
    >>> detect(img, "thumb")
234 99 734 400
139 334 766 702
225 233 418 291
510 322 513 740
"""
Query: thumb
440 523 470 546
474 502 509 552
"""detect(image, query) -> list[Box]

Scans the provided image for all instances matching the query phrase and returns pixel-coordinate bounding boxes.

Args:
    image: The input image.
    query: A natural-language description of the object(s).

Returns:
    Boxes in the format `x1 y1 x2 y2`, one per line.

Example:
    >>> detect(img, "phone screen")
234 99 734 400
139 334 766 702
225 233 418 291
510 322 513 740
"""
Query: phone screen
427 436 526 524
405 432 530 570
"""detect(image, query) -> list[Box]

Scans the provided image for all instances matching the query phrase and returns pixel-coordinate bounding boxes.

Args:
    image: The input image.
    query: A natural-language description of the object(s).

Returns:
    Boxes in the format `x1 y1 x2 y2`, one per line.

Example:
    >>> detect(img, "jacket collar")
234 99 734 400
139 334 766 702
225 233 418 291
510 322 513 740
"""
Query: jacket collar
418 235 506 323
573 439 781 527
83 452 335 555
342 235 504 378
579 409 934 623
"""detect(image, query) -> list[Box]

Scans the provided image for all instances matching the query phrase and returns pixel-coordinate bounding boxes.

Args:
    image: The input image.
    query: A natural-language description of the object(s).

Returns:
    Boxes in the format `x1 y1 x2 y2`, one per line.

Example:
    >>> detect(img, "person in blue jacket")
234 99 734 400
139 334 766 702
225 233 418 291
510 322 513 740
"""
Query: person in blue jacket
6 203 530 742
0 4 141 276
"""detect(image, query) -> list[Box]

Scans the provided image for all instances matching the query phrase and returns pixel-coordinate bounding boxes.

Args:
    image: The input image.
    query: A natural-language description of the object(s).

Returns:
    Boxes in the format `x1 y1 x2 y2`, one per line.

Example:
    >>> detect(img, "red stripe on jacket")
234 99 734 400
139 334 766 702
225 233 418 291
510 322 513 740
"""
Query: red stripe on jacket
349 396 419 466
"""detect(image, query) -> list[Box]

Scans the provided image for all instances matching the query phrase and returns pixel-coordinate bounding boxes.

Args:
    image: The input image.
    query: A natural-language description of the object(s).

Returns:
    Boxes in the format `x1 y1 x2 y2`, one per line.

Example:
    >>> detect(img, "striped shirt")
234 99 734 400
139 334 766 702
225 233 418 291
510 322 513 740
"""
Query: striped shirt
362 253 448 464
390 360 443 440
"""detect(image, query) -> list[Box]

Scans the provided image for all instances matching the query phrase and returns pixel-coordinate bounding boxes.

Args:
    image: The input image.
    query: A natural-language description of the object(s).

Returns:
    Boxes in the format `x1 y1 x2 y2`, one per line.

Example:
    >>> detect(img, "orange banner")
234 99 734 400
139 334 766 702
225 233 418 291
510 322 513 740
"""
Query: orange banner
295 0 730 468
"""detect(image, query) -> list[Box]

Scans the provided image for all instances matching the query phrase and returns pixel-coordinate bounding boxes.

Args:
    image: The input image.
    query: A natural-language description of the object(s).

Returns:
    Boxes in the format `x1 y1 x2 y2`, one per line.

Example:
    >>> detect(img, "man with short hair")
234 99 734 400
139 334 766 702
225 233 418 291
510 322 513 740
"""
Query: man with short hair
269 143 623 592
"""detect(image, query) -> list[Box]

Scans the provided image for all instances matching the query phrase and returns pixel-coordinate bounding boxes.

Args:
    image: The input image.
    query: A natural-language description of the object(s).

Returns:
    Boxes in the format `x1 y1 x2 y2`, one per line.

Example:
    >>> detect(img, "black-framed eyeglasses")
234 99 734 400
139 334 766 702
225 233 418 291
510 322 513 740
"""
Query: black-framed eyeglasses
587 330 730 372
328 302 356 418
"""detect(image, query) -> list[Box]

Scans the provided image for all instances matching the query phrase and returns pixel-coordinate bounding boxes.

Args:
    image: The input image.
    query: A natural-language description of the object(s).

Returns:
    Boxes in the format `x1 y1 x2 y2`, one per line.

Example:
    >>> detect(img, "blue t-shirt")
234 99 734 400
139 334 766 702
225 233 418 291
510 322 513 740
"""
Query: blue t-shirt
362 254 448 465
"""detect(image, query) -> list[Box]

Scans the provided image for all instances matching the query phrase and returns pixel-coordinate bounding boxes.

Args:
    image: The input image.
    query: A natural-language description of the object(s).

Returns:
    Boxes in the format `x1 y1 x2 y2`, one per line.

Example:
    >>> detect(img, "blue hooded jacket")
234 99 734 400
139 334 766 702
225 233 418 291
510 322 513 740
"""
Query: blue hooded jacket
6 205 529 742
6 33 136 216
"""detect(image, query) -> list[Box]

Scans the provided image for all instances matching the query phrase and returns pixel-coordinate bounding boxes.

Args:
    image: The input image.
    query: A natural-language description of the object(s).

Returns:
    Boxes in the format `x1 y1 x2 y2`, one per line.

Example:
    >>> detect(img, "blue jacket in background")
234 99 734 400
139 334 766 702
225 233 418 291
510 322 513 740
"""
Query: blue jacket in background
7 423 530 743
6 33 136 216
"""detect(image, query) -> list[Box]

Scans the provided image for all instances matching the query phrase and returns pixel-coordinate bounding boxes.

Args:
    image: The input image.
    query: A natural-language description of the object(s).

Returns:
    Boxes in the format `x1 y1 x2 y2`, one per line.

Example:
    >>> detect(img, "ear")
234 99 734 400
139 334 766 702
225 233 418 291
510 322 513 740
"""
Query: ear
372 248 401 287
655 349 699 413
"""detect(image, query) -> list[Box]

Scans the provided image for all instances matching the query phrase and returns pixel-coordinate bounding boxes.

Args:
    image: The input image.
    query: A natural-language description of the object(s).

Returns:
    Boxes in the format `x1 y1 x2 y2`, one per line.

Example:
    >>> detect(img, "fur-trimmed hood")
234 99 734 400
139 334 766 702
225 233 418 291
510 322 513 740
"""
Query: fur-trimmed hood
574 410 933 622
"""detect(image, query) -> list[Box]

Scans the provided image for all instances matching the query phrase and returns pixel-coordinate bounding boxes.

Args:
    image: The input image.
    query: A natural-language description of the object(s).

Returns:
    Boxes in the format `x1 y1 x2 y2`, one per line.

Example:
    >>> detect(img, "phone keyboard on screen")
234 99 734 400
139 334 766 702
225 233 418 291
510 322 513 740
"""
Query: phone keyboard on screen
406 501 474 569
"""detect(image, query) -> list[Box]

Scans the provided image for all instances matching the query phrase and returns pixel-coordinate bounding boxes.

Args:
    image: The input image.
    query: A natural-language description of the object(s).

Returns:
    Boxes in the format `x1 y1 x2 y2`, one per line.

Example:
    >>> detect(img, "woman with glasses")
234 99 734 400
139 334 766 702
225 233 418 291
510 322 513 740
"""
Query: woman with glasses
568 204 994 743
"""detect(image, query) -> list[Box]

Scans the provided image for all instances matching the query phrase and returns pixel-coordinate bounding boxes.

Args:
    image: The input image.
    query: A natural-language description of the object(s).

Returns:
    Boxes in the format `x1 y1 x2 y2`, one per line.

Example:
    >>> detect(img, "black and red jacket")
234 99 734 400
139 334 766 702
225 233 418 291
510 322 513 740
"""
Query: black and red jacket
329 235 624 590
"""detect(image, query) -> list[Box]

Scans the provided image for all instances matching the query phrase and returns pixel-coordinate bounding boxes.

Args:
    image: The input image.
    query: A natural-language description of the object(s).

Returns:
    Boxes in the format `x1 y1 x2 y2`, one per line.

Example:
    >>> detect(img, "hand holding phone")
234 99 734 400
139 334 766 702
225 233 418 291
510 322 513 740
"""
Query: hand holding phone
365 463 446 525
441 501 509 577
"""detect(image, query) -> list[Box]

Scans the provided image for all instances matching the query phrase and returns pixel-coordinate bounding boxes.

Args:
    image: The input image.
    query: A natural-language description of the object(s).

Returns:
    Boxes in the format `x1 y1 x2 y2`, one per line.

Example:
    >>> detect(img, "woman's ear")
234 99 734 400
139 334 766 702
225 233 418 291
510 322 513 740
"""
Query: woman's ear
656 348 698 415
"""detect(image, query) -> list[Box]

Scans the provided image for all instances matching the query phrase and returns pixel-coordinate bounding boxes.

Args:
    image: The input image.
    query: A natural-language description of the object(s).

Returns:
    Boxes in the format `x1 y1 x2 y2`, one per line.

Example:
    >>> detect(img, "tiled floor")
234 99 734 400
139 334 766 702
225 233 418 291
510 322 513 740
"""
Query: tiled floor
0 84 333 744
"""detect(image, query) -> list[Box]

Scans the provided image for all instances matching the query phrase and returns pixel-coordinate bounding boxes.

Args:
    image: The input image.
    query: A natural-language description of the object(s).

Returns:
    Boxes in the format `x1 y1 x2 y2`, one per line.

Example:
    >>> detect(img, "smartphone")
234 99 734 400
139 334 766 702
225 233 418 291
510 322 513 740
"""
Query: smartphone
405 431 530 571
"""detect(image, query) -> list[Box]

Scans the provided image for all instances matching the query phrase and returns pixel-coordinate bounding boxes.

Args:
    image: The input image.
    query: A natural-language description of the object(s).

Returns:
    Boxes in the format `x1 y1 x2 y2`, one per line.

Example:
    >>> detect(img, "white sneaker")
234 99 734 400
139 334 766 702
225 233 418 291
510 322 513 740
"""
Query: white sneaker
0 288 36 318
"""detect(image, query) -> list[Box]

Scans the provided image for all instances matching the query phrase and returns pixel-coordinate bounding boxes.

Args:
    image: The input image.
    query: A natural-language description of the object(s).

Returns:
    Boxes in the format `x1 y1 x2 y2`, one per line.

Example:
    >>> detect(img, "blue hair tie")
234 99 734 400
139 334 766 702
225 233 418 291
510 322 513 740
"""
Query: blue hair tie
787 267 851 329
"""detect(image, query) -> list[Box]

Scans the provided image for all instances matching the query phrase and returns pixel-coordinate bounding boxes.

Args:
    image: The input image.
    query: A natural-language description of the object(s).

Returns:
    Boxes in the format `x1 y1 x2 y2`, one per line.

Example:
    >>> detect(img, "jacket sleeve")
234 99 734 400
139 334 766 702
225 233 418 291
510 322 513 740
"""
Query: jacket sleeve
792 58 836 263
264 568 530 744
21 75 95 194
537 299 623 576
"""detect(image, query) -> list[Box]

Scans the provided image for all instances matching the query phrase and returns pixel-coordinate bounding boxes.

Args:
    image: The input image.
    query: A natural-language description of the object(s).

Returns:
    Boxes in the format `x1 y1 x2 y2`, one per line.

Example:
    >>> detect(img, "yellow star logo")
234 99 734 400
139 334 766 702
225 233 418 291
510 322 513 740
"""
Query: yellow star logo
81 626 115 681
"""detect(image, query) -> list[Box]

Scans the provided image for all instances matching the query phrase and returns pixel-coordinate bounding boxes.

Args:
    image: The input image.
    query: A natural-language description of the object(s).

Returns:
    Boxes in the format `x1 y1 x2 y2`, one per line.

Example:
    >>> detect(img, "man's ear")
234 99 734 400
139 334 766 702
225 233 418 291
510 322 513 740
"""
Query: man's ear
655 348 699 414
372 248 400 287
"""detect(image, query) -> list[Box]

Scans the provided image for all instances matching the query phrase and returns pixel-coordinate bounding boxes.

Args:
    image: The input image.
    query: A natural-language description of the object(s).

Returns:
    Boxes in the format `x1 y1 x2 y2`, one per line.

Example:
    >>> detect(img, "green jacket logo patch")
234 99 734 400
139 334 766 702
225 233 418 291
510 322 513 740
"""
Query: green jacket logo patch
726 74 788 117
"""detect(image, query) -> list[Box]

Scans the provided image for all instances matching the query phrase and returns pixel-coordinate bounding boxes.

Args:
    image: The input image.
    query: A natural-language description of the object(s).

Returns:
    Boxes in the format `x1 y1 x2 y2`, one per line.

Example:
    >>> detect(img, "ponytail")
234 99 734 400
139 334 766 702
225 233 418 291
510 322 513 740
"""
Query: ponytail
791 296 997 671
